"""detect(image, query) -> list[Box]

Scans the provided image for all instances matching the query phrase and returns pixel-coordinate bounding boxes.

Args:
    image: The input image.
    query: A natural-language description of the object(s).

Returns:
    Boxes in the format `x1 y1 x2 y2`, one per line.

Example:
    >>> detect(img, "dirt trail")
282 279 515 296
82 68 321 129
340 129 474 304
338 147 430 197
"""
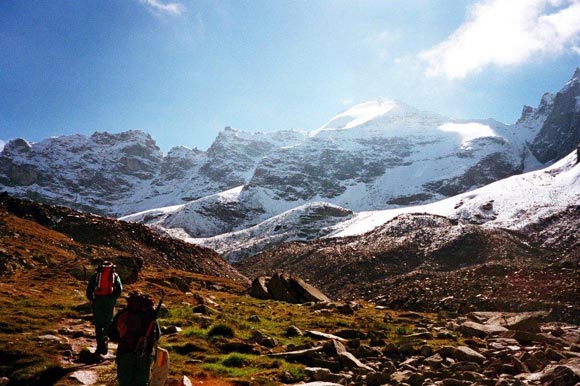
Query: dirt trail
53 317 117 386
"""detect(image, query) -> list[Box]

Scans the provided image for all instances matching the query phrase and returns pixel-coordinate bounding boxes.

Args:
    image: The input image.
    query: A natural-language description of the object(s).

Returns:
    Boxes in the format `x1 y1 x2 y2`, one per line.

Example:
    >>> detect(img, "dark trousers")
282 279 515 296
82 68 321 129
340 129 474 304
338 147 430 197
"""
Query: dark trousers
92 296 116 348
117 352 152 386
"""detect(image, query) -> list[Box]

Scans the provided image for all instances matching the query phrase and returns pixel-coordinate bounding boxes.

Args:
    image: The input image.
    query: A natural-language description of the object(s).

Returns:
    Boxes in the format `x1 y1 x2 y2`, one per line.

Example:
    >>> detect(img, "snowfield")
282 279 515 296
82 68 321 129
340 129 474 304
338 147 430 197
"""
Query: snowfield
327 150 580 238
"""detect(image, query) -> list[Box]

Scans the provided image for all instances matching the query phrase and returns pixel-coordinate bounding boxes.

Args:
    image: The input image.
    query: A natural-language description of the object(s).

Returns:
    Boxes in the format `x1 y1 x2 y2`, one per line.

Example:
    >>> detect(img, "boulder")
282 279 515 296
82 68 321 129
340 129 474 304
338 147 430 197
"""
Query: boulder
460 321 508 338
249 276 271 300
540 358 580 385
332 340 375 374
249 273 330 303
452 346 486 364
305 367 351 384
485 311 549 333
389 370 424 386
306 330 347 342
267 273 301 303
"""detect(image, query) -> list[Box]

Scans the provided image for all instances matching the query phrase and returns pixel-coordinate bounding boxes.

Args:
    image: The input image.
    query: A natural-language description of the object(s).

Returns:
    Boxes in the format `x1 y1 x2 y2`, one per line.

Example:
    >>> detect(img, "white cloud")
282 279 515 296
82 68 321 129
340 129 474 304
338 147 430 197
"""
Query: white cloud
420 0 580 79
140 0 186 16
0 140 4 152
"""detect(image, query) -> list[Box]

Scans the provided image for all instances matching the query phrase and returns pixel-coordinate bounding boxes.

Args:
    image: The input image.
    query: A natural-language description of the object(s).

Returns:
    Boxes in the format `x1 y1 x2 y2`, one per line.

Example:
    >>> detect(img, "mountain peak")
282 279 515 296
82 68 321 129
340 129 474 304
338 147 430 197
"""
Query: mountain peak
310 99 421 137
572 67 580 81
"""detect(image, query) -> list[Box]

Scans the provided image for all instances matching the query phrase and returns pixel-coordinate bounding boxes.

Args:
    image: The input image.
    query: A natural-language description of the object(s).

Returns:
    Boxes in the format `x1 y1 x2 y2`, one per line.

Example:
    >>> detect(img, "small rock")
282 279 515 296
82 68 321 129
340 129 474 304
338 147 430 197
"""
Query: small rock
286 325 303 337
452 346 486 364
162 325 182 335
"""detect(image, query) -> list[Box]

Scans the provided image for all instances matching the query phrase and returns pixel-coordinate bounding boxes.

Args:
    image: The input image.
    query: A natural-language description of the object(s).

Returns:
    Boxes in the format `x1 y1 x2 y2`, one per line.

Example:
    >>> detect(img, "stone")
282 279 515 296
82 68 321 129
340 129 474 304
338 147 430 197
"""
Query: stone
486 311 549 333
305 367 351 384
69 370 99 385
390 370 424 386
424 353 444 369
286 325 303 337
269 346 324 359
500 330 541 345
251 329 278 348
539 358 580 385
37 334 64 342
162 325 182 335
452 346 486 364
332 340 375 374
249 276 271 300
545 347 567 361
460 321 508 338
192 304 219 315
366 370 392 386
306 330 347 342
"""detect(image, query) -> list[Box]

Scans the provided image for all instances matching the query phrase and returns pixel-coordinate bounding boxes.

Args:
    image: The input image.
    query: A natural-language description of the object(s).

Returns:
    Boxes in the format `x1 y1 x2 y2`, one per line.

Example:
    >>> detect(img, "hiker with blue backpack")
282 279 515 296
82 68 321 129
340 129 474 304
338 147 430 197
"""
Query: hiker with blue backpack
86 259 123 355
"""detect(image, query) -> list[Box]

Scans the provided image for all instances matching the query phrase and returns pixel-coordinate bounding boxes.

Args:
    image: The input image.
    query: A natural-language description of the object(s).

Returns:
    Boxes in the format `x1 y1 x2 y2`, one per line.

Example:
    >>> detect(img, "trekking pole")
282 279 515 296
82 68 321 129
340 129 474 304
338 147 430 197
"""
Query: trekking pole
136 290 165 358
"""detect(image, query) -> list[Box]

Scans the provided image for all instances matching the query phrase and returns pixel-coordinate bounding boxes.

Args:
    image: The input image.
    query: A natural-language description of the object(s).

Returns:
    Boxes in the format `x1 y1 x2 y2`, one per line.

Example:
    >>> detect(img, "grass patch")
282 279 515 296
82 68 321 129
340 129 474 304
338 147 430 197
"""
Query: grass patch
207 323 235 339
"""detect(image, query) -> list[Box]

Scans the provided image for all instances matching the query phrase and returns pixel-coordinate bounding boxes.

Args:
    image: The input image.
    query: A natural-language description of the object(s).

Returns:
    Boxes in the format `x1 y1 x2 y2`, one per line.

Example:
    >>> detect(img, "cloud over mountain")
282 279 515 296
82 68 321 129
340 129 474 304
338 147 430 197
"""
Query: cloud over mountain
421 0 580 79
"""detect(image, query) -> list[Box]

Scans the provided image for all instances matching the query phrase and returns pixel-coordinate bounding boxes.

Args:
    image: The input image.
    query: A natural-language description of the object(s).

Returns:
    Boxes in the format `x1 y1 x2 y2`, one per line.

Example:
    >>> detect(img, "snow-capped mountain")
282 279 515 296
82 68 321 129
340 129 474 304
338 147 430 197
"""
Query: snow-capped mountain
0 128 306 216
1 69 579 259
326 148 579 238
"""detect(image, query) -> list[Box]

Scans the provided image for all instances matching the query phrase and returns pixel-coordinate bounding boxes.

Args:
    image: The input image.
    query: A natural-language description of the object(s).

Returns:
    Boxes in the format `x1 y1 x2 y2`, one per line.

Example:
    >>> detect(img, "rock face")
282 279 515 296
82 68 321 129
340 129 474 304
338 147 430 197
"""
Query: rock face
249 273 330 303
529 69 580 164
0 129 307 216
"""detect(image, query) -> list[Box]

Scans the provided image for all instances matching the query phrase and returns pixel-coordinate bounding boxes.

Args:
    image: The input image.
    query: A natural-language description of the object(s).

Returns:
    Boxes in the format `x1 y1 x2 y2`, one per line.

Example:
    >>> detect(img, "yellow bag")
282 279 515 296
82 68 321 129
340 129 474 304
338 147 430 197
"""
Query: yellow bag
150 346 169 386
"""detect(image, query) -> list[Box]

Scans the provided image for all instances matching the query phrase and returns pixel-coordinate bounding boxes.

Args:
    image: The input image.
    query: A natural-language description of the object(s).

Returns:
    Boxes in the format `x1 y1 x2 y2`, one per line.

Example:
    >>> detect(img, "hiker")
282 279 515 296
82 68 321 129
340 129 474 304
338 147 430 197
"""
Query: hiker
86 260 123 355
109 290 161 386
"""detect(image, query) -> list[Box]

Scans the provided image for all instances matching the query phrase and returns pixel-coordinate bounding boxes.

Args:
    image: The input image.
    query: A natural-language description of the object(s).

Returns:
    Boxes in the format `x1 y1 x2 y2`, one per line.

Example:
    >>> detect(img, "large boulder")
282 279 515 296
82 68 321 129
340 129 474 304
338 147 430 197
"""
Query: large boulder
249 273 330 303
249 276 271 300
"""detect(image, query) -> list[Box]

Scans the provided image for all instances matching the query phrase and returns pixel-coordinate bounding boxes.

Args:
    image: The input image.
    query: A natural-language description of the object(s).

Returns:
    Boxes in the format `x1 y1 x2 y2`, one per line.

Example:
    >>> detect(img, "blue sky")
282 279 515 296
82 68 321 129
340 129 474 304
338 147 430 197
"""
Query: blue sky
1 0 579 153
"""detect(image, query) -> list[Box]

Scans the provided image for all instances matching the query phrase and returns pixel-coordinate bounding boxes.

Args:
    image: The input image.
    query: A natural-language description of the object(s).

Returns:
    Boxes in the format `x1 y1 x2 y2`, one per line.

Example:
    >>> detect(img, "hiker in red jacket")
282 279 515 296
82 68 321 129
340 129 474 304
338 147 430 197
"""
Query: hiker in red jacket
86 260 123 355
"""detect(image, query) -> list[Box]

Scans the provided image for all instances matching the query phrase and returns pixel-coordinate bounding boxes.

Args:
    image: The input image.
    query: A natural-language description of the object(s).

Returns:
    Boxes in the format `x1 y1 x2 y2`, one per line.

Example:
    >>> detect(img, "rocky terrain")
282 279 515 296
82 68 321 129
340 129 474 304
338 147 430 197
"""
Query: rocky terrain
266 307 580 386
237 209 580 324
0 194 579 386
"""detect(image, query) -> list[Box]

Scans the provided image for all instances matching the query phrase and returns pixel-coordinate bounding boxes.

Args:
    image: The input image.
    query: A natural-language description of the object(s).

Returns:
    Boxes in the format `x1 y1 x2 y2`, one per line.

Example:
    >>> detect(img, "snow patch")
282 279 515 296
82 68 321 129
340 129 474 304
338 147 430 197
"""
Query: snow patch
438 122 498 145
310 100 398 137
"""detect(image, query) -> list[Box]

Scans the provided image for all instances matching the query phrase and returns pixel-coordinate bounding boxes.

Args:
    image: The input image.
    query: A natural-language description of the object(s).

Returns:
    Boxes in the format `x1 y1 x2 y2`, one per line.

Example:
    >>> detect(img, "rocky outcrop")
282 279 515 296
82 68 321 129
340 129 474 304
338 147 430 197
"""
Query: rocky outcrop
249 273 330 303
529 68 580 164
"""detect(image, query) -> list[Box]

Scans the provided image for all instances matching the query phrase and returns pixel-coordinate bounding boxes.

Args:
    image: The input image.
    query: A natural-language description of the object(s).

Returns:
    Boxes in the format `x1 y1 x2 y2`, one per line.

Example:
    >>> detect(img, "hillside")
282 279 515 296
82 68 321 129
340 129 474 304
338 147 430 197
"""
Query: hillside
1 195 579 386
237 209 580 323
0 194 248 283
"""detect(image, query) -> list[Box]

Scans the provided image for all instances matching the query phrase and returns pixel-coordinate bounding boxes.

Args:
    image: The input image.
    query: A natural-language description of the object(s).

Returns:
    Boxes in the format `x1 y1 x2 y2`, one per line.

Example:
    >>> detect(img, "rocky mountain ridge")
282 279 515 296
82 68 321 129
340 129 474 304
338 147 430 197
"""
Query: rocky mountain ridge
1 69 579 261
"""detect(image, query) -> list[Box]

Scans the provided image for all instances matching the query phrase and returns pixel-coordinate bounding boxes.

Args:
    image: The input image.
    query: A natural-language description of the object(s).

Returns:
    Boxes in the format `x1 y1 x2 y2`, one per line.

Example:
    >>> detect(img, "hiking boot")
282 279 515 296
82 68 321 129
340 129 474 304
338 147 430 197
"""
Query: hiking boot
96 344 108 355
